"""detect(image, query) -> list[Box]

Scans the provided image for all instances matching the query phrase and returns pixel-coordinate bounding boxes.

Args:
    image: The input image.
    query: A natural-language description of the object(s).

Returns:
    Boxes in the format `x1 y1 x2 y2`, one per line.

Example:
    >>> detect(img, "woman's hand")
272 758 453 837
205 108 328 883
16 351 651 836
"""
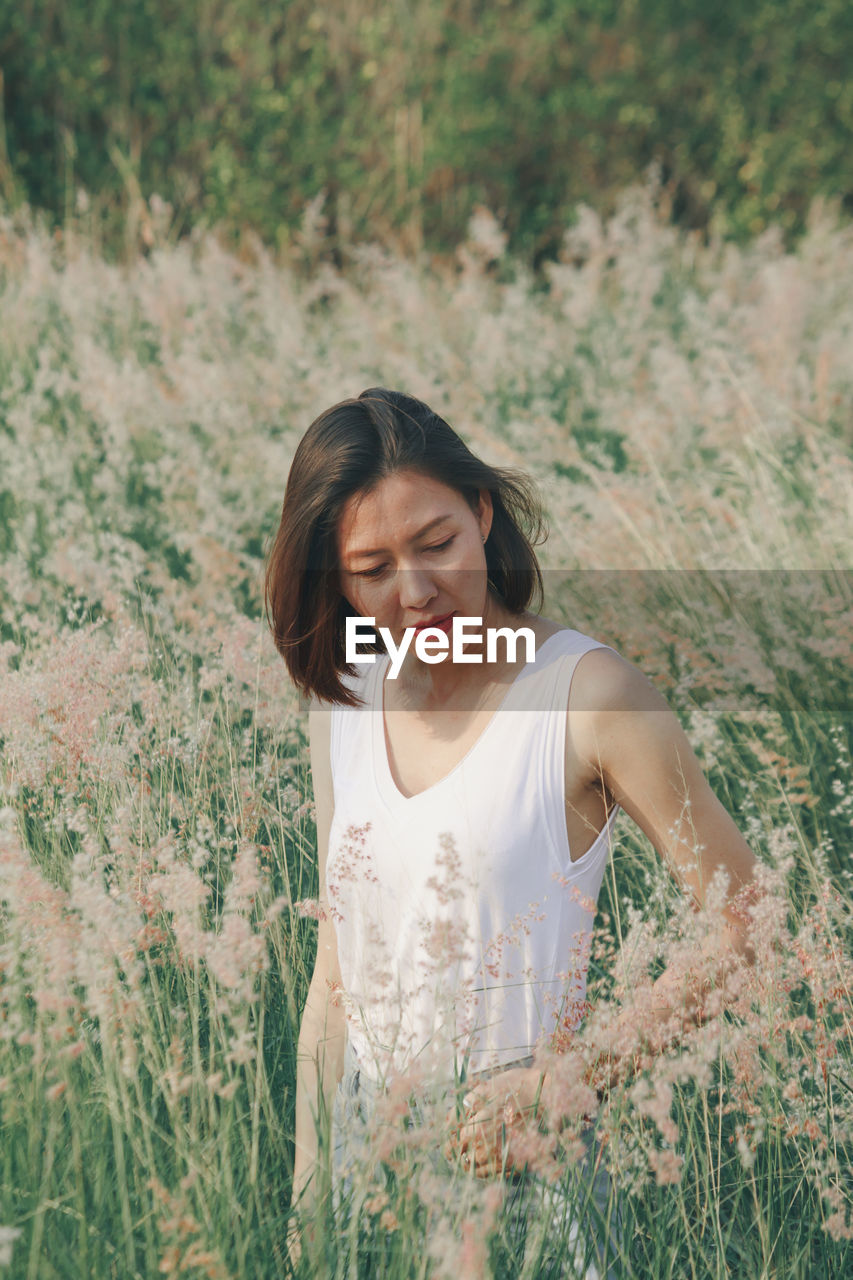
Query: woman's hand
443 1065 550 1177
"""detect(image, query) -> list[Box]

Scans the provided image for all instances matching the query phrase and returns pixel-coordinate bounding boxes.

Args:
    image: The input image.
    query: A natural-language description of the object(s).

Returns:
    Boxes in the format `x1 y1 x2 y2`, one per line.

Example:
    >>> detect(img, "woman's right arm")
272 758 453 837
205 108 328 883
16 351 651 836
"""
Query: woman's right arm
291 699 347 1216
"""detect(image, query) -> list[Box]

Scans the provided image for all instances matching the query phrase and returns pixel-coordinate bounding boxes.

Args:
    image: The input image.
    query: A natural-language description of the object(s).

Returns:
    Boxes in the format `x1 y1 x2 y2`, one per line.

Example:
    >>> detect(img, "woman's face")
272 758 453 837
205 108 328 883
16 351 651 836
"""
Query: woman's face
336 469 495 647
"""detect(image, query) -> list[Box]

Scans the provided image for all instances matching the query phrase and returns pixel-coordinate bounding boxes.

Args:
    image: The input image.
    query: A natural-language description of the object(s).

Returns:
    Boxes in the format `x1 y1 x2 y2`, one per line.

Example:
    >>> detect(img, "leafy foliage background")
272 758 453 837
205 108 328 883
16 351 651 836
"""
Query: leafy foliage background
2 0 852 261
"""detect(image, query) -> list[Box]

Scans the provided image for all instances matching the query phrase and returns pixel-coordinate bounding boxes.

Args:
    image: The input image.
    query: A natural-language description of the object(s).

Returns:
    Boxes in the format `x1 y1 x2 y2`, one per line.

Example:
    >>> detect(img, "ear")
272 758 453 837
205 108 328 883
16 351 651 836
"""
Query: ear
474 489 494 542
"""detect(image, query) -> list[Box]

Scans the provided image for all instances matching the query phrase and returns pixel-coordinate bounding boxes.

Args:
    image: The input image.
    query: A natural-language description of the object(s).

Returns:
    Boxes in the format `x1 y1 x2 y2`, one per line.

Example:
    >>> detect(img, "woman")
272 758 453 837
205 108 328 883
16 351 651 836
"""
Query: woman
265 388 759 1275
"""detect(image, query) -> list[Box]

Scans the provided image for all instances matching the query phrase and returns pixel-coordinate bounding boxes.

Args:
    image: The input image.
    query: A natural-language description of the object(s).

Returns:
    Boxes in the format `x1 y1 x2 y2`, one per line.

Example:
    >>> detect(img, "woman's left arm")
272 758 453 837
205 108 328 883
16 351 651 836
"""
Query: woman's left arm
569 647 761 1078
448 648 763 1173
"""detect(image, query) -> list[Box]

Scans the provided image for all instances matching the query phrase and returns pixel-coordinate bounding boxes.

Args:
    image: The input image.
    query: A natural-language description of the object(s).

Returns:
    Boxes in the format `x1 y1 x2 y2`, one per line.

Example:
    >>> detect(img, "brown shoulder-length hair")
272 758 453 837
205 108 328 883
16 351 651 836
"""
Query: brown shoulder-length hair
264 387 547 706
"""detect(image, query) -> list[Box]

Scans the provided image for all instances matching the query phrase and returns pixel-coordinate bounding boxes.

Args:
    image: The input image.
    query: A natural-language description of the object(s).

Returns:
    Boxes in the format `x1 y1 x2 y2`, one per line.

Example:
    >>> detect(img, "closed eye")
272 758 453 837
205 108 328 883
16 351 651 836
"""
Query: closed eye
356 537 454 578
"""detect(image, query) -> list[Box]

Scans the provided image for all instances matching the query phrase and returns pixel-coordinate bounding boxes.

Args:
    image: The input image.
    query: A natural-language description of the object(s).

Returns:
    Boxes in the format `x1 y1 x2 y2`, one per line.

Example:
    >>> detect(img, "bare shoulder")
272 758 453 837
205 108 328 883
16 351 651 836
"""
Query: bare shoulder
565 645 684 784
523 617 661 713
569 645 669 717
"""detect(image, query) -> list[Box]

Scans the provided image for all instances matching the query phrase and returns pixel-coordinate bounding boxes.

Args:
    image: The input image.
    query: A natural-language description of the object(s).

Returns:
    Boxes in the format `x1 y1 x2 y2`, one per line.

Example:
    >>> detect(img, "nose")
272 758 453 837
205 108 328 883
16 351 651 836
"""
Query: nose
396 566 437 612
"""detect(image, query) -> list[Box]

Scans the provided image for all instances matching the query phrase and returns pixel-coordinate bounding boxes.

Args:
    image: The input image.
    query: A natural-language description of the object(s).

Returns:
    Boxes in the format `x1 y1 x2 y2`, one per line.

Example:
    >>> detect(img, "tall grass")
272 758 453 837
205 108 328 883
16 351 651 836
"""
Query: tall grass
0 181 851 1276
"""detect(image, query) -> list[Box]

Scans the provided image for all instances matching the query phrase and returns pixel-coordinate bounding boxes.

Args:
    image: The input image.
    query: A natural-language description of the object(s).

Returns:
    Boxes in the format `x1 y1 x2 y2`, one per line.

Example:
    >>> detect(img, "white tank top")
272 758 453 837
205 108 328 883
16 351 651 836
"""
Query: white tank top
325 628 619 1082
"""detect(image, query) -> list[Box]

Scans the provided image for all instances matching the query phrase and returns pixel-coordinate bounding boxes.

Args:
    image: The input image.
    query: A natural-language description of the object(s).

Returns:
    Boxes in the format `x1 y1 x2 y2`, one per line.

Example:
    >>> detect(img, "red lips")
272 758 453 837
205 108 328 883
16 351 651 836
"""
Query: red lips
412 612 455 634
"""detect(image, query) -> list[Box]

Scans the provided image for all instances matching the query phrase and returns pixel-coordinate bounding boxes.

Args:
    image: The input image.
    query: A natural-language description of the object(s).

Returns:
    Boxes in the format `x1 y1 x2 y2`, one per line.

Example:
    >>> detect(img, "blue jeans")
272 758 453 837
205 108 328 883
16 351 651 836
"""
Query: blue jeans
331 1042 625 1279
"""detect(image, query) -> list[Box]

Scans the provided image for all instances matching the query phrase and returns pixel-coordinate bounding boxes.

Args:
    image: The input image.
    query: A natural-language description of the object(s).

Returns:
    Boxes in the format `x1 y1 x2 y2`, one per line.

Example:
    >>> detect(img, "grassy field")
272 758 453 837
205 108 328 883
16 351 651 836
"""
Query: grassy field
0 183 851 1277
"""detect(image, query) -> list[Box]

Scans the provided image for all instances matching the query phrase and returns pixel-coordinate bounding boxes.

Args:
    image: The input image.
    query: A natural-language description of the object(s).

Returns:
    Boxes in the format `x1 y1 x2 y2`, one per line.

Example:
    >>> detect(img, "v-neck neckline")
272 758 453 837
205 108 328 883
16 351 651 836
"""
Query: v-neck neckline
372 630 564 806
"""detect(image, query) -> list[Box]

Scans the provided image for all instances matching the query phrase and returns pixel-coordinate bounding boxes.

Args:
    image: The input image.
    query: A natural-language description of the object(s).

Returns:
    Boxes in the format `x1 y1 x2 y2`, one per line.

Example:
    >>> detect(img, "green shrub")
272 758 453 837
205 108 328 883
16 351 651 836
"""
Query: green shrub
2 1 852 260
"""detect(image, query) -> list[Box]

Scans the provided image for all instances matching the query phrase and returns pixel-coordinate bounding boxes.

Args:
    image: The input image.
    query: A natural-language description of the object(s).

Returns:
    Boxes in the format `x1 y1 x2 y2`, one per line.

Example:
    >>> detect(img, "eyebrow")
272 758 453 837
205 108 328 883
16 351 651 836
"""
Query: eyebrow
346 514 454 561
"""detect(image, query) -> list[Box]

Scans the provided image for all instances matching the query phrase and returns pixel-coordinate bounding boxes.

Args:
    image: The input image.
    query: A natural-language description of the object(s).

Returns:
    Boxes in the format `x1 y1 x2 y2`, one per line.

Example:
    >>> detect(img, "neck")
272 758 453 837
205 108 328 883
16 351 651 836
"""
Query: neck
388 595 533 708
